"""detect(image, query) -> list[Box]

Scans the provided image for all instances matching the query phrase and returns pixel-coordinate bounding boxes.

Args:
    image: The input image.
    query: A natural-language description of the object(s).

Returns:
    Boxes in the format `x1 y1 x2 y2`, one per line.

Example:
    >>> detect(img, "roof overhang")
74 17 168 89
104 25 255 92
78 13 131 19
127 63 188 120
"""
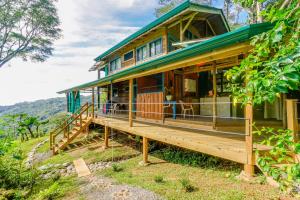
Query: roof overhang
58 22 273 94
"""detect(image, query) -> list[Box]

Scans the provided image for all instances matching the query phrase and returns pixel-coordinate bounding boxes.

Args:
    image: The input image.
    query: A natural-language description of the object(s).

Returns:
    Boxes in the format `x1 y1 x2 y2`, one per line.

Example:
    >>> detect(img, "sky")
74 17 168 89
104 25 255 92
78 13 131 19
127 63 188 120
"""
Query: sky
0 0 243 106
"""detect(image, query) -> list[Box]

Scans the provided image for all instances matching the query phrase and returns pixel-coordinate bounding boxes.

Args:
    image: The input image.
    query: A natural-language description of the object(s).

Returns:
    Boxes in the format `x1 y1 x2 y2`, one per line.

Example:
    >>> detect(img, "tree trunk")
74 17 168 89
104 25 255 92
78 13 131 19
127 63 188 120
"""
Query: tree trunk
256 1 263 23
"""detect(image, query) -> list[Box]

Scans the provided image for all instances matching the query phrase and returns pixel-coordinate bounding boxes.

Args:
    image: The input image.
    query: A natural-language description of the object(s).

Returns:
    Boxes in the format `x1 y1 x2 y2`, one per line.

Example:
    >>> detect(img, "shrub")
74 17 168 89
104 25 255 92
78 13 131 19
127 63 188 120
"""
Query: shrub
37 182 62 200
112 164 123 172
255 128 300 195
155 147 222 168
179 178 196 193
0 149 40 191
154 175 164 183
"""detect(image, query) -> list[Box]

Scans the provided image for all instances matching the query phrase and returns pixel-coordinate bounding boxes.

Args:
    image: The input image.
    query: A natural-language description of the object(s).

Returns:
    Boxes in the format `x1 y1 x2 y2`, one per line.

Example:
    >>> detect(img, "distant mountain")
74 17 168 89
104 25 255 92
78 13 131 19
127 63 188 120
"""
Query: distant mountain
0 96 91 119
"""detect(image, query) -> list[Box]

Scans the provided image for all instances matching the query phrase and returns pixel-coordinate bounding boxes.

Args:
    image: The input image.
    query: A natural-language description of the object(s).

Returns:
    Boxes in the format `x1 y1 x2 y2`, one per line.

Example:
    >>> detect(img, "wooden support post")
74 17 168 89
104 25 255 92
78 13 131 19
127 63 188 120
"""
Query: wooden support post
163 27 168 54
180 19 183 42
104 126 109 148
129 79 133 127
286 99 299 142
143 137 149 164
244 100 254 176
212 64 217 129
92 87 95 118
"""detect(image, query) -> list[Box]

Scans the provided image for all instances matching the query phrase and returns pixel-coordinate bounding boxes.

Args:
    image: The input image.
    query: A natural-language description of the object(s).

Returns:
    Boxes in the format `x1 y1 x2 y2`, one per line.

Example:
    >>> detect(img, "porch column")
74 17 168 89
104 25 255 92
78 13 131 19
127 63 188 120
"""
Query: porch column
286 99 298 142
245 101 254 176
92 87 95 118
212 64 217 129
143 137 149 164
104 126 109 148
129 79 133 127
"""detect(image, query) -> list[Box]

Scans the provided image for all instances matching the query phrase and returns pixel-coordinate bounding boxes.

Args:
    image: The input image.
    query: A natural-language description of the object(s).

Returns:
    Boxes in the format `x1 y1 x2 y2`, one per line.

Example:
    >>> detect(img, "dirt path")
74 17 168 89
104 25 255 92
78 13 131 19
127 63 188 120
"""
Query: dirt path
77 174 163 200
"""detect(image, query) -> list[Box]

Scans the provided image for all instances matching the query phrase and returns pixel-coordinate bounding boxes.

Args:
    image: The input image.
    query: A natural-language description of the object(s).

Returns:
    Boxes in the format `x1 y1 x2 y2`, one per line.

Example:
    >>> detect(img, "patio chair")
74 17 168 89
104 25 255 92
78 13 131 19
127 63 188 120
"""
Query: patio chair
179 100 194 119
111 103 119 115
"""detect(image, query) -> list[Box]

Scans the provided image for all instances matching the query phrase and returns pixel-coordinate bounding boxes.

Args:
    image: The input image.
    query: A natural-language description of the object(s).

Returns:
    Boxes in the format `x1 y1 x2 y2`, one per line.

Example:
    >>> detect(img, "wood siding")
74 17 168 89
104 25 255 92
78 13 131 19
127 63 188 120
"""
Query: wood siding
136 92 163 120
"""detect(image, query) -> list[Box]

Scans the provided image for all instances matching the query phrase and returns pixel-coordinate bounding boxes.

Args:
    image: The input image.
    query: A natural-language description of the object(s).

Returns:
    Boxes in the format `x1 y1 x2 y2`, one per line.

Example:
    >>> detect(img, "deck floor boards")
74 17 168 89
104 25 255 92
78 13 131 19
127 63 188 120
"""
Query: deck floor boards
92 116 258 164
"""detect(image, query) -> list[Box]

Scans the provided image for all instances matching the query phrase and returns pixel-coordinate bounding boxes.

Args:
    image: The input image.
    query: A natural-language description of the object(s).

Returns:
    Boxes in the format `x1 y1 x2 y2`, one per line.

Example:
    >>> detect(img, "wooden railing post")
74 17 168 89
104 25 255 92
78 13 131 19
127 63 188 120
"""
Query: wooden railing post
286 99 299 142
92 88 95 118
244 101 254 177
129 79 133 127
212 63 217 129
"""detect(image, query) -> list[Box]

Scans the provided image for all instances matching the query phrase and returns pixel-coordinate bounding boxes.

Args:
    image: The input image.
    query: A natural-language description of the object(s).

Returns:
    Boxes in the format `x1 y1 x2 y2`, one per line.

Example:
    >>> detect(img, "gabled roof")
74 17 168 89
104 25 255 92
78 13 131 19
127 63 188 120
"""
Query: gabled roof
58 22 273 94
94 0 230 62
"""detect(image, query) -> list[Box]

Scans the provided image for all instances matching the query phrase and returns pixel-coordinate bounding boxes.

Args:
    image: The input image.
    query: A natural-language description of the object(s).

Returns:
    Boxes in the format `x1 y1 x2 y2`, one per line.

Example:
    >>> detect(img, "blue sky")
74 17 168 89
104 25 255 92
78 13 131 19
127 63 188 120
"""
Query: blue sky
0 0 246 106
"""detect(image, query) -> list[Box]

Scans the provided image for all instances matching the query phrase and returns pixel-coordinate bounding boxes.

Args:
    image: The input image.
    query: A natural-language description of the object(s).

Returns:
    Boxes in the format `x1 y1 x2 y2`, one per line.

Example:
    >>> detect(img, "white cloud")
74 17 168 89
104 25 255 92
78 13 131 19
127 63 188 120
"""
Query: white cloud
0 0 158 105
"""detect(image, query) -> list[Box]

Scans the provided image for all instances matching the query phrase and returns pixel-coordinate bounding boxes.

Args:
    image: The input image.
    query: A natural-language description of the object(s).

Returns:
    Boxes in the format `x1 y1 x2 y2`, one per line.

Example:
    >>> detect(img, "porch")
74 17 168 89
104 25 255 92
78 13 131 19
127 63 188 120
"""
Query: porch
92 115 270 164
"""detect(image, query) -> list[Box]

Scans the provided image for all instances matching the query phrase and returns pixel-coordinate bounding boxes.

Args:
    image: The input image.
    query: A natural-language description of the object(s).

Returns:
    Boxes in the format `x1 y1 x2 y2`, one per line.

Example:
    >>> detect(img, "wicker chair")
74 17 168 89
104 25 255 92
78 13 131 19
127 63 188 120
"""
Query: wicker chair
179 100 194 119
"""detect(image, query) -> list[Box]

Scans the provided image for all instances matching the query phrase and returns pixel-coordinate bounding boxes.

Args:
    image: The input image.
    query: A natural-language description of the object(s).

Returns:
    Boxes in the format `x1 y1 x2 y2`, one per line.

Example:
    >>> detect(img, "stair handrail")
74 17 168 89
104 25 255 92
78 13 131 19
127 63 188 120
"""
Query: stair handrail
50 103 93 150
50 103 89 149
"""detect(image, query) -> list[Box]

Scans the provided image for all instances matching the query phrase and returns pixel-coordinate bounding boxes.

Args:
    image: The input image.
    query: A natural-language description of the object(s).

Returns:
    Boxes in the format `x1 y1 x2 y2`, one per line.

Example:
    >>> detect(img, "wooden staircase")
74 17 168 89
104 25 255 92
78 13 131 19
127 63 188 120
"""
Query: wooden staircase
50 103 94 155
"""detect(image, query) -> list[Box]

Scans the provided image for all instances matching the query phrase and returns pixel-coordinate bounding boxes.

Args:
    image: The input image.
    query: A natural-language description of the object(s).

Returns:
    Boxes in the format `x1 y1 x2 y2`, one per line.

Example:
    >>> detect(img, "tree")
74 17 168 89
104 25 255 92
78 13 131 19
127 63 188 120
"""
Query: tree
226 0 300 105
0 0 61 68
155 0 213 17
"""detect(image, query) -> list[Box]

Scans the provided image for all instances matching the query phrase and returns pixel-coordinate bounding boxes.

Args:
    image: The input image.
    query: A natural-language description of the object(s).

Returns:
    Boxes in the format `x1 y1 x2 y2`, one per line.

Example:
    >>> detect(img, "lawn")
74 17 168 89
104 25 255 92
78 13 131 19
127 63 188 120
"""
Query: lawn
100 155 291 200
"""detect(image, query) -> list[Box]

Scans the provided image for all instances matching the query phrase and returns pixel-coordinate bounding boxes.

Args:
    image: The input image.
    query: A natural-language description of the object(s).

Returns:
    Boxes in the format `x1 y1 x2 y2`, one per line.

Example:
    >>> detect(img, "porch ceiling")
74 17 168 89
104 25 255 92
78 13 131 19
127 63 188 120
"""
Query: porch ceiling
57 22 273 94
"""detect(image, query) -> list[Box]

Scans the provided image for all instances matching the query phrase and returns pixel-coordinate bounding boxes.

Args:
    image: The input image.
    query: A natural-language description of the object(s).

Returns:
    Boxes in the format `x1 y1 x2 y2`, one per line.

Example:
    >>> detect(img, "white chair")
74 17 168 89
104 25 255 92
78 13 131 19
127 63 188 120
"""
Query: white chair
179 100 194 119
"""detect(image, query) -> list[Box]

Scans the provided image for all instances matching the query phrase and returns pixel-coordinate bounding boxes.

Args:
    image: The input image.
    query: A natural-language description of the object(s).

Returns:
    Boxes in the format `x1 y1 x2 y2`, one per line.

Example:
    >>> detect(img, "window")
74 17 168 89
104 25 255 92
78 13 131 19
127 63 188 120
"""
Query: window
136 45 147 62
110 57 121 73
124 51 133 61
185 30 194 40
149 38 162 57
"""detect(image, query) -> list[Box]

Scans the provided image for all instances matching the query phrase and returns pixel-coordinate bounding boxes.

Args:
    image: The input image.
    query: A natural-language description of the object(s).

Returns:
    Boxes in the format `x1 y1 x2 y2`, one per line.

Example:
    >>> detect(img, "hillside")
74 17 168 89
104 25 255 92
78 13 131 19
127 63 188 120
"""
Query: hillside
0 96 91 119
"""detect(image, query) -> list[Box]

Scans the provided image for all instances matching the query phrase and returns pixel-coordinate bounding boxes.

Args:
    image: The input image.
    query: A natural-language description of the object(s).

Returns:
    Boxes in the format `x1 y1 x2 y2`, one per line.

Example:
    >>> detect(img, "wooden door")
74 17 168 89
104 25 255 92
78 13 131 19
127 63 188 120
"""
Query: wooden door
136 92 163 120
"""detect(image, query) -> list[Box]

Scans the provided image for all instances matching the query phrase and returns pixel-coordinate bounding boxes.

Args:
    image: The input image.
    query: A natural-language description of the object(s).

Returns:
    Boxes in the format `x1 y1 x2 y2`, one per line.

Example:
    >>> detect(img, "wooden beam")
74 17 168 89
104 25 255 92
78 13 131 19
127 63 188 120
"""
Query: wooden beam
143 137 149 164
206 20 216 36
286 99 298 142
180 19 184 42
212 63 217 129
129 79 133 127
104 126 109 148
182 12 197 33
167 12 198 29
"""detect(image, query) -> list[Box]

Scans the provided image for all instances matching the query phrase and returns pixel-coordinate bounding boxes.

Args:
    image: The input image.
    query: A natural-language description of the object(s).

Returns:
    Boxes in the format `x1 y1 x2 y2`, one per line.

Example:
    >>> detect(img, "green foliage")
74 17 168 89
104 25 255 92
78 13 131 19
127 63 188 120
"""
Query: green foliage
179 178 196 192
0 0 62 67
155 147 222 168
226 0 300 105
0 148 40 192
255 127 300 194
154 175 164 183
36 182 62 200
112 164 123 172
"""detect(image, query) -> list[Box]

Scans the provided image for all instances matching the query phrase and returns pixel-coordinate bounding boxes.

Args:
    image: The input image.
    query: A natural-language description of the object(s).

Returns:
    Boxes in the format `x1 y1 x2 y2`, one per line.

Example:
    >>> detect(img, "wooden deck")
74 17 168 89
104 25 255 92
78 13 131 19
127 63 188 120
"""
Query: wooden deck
92 116 270 164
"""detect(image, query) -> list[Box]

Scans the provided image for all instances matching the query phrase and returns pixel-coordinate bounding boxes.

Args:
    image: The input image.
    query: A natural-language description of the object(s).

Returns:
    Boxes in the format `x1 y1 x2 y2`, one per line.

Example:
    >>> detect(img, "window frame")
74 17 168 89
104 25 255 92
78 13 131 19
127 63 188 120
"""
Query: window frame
149 38 162 58
109 57 121 73
123 50 134 62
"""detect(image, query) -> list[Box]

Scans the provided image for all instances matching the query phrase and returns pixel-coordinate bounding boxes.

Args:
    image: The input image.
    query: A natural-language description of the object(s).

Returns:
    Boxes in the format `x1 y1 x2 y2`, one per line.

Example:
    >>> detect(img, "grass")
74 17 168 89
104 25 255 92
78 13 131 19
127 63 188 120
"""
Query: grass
28 175 79 200
37 135 140 167
14 135 49 155
100 155 286 200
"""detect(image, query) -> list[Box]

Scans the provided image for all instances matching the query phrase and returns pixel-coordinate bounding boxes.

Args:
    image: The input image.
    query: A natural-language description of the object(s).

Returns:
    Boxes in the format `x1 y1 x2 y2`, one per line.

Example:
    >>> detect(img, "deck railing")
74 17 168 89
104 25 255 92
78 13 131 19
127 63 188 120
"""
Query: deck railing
50 103 93 150
93 101 251 137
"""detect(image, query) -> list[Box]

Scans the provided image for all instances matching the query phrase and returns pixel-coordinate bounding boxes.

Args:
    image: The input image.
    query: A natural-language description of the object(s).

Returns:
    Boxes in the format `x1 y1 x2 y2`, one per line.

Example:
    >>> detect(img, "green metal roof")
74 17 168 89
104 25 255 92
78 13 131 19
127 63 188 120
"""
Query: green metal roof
94 0 229 62
58 22 273 94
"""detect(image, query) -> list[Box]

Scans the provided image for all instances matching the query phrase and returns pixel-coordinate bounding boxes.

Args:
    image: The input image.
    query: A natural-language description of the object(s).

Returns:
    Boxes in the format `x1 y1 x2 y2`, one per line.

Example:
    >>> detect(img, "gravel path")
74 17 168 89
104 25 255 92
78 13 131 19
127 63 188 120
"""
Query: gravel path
78 175 163 200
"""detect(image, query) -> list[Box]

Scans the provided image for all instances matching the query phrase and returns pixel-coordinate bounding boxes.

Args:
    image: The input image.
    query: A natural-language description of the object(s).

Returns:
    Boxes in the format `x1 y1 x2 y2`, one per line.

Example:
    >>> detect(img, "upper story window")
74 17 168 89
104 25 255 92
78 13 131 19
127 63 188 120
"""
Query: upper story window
110 57 121 73
149 38 162 57
136 45 147 62
124 51 134 61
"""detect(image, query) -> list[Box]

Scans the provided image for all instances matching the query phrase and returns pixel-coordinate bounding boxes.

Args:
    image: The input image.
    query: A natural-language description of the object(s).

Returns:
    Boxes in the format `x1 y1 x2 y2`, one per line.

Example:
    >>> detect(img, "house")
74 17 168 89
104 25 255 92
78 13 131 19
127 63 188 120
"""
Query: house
50 1 298 177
